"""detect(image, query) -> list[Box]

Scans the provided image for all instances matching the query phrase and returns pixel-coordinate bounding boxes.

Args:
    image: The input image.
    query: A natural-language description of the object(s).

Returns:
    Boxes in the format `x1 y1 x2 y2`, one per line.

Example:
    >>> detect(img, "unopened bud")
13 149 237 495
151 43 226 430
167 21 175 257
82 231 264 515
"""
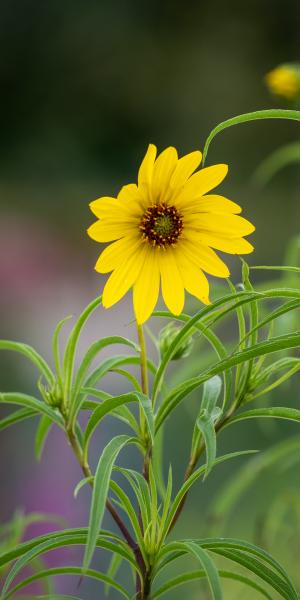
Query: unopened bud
38 378 62 408
265 63 300 100
159 322 194 360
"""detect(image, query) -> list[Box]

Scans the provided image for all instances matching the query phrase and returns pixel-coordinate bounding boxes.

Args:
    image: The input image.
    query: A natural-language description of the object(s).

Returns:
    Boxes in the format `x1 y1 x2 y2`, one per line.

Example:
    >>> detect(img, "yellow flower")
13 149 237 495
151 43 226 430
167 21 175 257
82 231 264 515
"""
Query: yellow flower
88 145 255 324
265 64 300 100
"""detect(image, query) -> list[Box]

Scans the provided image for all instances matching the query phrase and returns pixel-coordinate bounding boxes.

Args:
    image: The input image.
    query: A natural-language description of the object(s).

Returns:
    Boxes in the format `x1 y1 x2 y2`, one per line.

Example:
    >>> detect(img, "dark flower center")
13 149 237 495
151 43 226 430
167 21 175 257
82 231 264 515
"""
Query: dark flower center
140 203 183 247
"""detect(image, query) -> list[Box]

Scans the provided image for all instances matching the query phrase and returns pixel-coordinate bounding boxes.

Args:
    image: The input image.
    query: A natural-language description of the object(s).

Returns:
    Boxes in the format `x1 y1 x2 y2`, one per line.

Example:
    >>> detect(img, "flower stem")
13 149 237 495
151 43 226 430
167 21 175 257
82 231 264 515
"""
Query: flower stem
137 323 149 396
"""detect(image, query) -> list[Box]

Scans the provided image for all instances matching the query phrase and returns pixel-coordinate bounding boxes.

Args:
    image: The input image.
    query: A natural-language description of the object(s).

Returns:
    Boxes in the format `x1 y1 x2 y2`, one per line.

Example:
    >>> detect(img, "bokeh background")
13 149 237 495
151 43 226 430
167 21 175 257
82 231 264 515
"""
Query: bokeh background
1 0 300 598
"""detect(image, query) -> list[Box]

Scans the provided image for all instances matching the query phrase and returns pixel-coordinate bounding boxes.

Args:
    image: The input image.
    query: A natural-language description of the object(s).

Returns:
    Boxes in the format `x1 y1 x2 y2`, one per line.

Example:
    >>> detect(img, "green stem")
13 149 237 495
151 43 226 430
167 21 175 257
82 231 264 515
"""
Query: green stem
137 324 149 396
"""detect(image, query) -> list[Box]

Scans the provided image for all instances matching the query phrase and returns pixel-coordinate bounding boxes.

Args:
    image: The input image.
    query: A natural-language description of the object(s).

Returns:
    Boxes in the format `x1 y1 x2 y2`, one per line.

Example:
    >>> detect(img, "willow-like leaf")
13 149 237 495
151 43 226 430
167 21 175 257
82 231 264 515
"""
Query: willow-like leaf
178 541 222 600
0 530 137 598
62 296 102 406
83 392 153 463
83 435 138 572
224 406 300 429
70 335 139 419
202 109 300 165
51 315 72 386
0 393 63 427
35 416 53 461
2 566 130 600
0 341 54 384
0 408 36 432
151 568 272 599
155 330 300 431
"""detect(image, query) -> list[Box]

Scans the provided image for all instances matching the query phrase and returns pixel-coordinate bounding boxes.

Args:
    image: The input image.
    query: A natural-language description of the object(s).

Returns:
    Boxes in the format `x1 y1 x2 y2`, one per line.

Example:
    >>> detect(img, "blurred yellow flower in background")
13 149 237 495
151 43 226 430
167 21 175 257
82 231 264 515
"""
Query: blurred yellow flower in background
265 64 300 100
88 145 255 324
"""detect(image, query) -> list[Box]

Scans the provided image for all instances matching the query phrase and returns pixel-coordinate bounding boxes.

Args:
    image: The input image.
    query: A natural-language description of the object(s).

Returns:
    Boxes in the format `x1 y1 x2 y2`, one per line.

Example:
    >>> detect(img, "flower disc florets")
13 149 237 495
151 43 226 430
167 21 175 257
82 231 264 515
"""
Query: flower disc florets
140 203 183 247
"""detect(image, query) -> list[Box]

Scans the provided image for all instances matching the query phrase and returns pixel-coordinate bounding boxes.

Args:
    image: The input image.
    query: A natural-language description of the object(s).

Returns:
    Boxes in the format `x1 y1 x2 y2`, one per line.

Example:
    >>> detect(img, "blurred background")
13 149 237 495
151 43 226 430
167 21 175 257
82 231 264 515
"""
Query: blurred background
1 0 300 597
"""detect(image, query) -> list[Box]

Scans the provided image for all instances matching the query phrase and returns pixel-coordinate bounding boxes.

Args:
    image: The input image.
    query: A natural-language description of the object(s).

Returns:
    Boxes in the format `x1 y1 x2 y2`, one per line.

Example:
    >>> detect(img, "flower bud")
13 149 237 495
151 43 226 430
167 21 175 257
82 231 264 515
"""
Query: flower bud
159 322 194 360
265 63 300 100
38 378 62 408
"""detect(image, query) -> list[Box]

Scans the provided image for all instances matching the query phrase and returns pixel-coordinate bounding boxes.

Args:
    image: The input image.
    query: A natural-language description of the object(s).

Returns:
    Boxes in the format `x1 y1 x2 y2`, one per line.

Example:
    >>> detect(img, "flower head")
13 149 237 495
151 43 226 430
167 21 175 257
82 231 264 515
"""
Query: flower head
265 64 300 100
88 145 255 324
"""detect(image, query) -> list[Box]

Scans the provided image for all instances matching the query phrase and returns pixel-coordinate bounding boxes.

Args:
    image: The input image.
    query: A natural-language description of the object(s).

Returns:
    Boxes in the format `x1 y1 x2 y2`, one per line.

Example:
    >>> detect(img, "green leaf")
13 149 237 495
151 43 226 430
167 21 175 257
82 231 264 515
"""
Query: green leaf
70 335 139 419
35 416 53 461
84 355 157 390
152 427 167 498
105 553 123 596
157 466 173 548
82 387 140 433
0 393 63 427
114 467 152 534
202 109 300 165
210 548 293 599
62 296 102 406
73 477 94 498
156 330 300 431
83 435 136 572
225 406 300 429
110 480 145 552
179 541 222 600
238 298 300 349
159 537 297 600
151 569 272 599
51 315 72 385
251 265 300 273
0 341 54 384
83 392 153 462
0 408 36 432
0 529 138 597
196 408 220 480
2 566 130 600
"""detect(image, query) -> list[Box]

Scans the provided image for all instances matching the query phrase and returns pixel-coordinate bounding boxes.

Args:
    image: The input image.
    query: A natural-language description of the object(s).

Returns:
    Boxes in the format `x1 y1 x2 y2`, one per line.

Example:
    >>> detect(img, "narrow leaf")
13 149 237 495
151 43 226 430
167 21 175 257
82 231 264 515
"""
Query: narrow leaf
0 341 54 384
83 435 135 572
202 109 300 165
178 541 222 600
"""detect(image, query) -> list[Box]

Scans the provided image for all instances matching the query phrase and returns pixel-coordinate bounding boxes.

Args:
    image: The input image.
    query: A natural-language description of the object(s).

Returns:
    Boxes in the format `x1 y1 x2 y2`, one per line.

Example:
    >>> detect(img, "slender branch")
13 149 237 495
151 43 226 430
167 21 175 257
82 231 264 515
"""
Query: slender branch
168 411 233 533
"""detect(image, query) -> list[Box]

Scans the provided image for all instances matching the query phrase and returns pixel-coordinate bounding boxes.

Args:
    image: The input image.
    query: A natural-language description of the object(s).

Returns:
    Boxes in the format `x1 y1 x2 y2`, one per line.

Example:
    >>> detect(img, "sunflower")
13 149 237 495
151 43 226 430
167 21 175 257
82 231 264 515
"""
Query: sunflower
87 145 255 324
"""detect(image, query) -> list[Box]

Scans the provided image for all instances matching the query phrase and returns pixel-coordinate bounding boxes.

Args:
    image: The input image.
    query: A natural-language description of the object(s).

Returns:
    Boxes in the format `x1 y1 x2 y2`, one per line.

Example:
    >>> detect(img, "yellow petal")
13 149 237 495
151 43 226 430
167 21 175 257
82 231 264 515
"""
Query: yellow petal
181 194 242 215
102 244 147 308
133 248 160 324
87 220 135 243
175 249 210 304
118 184 146 213
89 196 140 222
187 213 255 238
95 237 142 273
196 233 254 254
170 150 202 191
90 197 118 217
175 164 228 207
180 238 230 277
159 249 185 315
138 144 157 186
152 147 178 202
